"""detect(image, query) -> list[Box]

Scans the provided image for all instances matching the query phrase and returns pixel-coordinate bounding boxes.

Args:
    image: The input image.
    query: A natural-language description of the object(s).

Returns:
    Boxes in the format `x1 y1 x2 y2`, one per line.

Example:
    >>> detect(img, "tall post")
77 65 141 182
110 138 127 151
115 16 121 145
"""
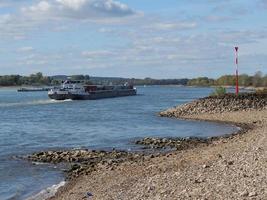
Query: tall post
235 47 239 95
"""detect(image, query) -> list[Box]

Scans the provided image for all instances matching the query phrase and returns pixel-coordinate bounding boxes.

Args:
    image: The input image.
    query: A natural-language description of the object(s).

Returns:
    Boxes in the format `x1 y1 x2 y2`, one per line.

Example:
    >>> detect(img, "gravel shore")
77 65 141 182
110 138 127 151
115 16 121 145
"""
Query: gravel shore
48 99 267 199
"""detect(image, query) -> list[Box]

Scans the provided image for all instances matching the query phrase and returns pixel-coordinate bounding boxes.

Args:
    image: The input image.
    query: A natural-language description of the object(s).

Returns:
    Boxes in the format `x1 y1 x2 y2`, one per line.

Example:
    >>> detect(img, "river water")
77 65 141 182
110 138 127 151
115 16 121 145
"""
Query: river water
0 86 237 199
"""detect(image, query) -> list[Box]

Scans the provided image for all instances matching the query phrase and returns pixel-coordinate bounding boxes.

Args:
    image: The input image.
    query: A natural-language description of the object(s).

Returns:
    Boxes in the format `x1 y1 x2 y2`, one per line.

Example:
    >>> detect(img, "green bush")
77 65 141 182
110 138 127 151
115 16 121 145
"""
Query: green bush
210 86 226 96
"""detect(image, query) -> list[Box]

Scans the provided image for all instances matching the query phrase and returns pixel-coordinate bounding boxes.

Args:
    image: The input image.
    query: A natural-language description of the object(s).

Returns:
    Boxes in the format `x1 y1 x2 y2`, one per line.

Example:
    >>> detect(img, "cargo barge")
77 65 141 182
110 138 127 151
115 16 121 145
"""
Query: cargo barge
70 85 137 100
48 81 137 100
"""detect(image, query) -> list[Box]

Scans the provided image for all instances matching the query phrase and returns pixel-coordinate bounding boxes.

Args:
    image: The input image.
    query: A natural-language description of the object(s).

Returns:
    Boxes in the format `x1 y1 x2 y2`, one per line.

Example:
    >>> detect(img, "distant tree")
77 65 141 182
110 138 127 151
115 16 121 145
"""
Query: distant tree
51 79 60 85
216 75 235 86
36 72 43 80
84 75 90 80
262 75 267 87
252 71 263 87
187 77 214 86
239 74 252 87
0 72 266 87
71 75 87 80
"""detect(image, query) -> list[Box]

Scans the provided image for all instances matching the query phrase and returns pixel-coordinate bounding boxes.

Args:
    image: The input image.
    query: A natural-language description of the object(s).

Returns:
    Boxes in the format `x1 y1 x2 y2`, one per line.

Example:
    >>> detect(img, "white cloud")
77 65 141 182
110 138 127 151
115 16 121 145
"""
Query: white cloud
0 0 139 40
77 28 267 77
0 14 12 24
0 2 9 8
0 13 39 39
21 0 137 20
17 46 34 52
150 22 197 31
56 0 87 10
98 27 113 33
16 52 64 67
27 1 51 12
82 50 114 58
204 15 234 22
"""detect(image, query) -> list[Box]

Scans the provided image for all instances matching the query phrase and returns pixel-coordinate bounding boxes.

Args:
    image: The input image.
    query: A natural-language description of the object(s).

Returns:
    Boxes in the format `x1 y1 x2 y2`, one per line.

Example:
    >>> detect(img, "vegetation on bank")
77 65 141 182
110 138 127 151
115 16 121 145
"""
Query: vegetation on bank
0 73 91 86
187 71 267 87
0 72 51 86
0 71 267 87
210 86 227 96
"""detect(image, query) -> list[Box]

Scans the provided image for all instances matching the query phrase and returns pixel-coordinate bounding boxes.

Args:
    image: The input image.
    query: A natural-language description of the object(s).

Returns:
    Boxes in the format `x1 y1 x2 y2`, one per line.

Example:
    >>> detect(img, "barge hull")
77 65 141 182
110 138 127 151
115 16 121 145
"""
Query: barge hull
70 89 136 100
48 93 71 100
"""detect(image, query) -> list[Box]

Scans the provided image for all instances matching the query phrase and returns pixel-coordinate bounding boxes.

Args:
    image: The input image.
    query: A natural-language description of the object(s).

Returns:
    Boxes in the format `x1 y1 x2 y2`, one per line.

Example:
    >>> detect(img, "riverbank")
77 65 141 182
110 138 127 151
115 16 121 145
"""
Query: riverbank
29 93 266 200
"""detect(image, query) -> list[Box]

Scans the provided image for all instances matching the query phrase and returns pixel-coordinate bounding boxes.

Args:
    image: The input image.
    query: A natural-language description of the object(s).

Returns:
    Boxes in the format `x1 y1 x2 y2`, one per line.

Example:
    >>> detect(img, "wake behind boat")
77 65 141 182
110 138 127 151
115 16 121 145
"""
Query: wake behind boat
48 80 137 100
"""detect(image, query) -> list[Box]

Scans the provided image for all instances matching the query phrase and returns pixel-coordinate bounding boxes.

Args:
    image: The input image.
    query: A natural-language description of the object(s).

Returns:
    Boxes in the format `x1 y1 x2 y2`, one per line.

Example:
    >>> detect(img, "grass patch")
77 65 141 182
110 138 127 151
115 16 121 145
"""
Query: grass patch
210 86 226 96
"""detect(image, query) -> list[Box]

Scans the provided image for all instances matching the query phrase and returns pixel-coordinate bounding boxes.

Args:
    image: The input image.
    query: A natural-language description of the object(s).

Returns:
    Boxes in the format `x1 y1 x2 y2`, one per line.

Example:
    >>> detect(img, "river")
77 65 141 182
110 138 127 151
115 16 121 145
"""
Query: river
0 86 237 199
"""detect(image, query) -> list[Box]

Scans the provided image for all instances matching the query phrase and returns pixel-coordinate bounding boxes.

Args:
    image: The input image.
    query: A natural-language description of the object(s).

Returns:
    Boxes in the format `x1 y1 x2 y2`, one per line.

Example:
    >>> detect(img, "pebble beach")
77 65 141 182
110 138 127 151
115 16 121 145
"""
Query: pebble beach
31 93 267 200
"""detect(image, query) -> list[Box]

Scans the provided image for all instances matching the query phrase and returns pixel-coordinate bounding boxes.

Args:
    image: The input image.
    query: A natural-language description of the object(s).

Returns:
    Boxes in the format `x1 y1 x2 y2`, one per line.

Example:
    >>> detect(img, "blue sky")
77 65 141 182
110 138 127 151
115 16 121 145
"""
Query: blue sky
0 0 267 78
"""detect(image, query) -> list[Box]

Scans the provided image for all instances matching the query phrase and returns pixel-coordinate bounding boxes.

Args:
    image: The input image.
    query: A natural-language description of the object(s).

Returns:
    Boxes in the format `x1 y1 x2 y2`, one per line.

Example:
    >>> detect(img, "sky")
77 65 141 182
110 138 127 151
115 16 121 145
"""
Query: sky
0 0 267 78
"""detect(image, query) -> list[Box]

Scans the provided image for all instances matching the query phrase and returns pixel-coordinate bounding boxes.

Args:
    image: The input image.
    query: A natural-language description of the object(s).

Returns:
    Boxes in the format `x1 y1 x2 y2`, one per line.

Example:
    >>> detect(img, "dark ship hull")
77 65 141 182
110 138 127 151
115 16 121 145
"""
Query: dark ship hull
70 89 137 100
48 92 71 100
48 83 137 101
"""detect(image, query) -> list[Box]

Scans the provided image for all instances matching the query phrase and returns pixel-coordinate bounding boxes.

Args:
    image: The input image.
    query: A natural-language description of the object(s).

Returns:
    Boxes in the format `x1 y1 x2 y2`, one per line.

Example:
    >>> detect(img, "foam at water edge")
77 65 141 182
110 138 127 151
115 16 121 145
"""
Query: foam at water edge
26 181 66 200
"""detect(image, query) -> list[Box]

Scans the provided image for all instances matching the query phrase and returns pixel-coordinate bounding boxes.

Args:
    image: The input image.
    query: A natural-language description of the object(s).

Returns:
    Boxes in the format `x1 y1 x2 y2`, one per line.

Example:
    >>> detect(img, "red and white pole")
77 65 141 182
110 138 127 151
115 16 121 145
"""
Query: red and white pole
235 47 239 95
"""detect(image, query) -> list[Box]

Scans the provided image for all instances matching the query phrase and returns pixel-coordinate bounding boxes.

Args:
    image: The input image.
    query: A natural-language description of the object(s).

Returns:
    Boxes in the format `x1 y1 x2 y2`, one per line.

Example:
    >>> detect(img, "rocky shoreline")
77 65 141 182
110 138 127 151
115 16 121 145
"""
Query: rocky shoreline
135 137 211 150
159 93 267 118
25 92 266 199
26 135 222 179
26 122 250 181
27 149 145 179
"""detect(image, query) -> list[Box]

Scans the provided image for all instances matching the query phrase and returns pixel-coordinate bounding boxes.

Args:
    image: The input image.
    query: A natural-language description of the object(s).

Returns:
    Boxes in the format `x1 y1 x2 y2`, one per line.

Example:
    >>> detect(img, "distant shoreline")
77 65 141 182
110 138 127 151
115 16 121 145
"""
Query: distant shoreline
0 84 263 90
0 85 51 89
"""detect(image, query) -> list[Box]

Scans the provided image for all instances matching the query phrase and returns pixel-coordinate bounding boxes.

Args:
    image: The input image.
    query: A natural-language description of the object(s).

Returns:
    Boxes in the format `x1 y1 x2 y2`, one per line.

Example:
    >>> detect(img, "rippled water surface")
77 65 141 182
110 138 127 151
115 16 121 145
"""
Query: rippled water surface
0 86 237 199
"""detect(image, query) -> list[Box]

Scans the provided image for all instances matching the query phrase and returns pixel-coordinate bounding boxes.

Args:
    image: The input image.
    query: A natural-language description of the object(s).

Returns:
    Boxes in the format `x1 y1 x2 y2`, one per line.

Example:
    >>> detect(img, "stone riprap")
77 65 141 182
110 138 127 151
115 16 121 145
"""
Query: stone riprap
27 136 213 179
160 93 267 118
135 137 210 150
28 149 144 179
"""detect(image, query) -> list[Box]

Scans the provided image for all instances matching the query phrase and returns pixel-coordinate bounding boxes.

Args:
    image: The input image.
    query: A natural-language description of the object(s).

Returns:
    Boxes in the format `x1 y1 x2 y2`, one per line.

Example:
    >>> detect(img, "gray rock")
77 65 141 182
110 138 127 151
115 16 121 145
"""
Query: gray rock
248 191 257 197
240 190 249 197
159 93 267 117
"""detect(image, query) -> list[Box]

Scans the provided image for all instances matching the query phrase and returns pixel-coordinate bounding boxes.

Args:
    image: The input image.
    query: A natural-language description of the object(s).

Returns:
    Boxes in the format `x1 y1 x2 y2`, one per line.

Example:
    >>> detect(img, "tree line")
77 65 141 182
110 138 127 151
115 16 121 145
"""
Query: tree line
0 72 52 86
0 73 90 86
187 71 267 87
0 71 266 87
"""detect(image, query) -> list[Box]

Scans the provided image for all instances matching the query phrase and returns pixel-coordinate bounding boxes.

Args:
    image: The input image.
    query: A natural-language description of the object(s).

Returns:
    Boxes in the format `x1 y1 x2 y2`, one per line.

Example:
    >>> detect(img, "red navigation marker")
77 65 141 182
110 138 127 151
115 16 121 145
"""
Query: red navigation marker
235 47 239 95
